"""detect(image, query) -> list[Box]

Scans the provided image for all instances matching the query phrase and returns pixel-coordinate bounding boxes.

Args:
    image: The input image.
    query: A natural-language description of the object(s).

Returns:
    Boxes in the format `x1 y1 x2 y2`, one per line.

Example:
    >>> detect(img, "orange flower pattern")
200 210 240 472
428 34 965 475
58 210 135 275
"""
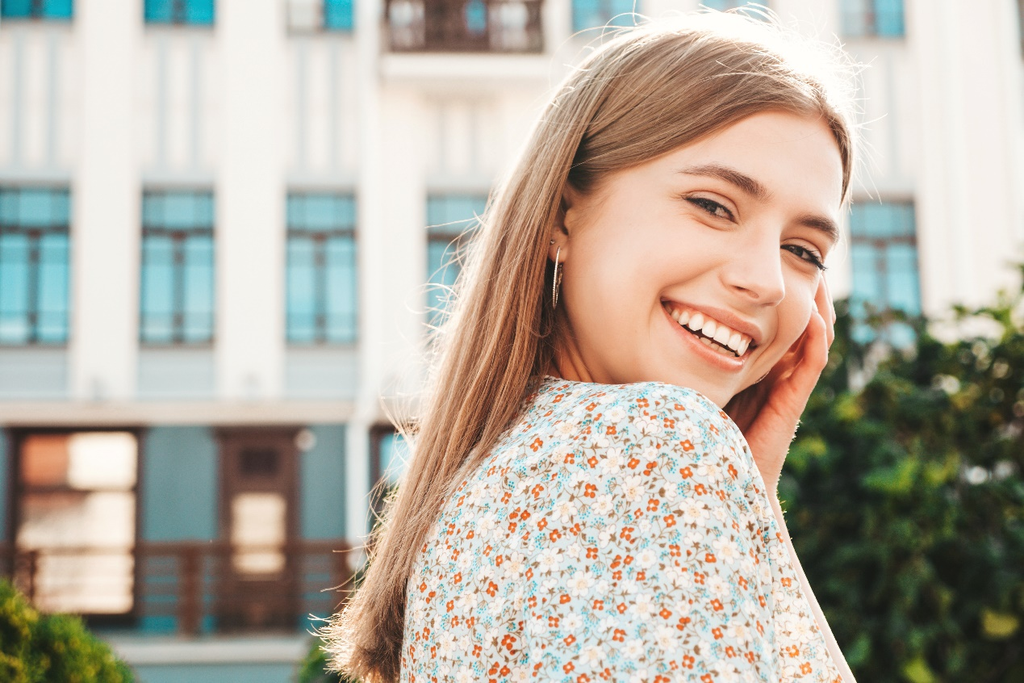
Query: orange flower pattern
401 377 842 682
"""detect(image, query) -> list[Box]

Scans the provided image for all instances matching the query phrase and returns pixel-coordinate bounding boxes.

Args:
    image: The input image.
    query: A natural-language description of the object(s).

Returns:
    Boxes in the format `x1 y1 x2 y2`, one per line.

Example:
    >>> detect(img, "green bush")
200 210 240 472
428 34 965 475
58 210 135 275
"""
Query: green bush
786 278 1024 683
0 580 134 683
298 639 350 683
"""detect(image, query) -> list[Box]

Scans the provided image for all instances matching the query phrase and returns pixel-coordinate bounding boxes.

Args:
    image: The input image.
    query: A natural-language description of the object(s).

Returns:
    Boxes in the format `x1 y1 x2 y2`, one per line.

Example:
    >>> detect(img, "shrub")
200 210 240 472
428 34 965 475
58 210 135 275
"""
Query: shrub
0 580 134 683
786 283 1024 683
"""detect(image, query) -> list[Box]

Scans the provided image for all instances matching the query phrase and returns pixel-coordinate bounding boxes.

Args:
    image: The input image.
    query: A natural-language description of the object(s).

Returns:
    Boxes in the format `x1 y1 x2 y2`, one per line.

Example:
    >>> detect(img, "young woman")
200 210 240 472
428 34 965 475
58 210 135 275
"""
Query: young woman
326 12 859 683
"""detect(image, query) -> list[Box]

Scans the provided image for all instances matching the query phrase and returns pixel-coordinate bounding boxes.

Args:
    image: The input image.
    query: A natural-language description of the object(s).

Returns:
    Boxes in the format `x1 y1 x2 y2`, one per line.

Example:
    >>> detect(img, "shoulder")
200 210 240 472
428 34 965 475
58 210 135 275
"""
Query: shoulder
540 378 746 451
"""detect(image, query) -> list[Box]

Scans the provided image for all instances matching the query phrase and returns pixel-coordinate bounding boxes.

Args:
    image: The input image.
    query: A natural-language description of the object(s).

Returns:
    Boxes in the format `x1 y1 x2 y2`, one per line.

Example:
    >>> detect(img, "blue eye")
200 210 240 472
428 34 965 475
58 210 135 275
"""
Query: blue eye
783 244 826 271
686 197 734 221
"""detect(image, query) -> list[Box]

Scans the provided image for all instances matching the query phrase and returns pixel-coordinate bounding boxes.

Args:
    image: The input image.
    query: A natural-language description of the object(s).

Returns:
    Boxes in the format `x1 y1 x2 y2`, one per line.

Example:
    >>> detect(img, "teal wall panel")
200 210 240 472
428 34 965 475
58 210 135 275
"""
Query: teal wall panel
300 424 346 540
142 426 218 541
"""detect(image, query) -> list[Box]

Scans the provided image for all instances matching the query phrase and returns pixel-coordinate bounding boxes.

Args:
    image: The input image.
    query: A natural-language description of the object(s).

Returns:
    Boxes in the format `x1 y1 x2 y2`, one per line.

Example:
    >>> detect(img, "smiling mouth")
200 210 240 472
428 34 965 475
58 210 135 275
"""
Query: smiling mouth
663 303 757 358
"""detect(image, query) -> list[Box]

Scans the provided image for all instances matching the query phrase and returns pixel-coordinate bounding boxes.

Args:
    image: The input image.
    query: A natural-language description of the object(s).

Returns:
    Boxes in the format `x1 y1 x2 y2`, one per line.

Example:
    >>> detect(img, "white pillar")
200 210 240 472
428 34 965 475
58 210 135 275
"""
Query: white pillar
217 0 286 400
71 0 140 401
347 0 385 543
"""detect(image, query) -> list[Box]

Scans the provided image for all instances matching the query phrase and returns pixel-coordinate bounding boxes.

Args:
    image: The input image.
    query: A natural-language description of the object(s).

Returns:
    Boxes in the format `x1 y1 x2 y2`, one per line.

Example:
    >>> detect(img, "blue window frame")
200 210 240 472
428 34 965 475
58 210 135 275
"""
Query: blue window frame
144 0 214 25
840 0 904 38
850 201 920 346
426 194 486 329
571 0 635 33
324 0 353 30
286 193 357 345
0 0 73 19
0 188 71 345
140 191 215 345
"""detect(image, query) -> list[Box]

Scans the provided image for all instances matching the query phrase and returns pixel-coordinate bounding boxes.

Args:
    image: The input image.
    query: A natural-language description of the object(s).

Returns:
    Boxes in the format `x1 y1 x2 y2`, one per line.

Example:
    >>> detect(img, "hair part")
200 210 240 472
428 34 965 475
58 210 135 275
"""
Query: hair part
323 12 859 683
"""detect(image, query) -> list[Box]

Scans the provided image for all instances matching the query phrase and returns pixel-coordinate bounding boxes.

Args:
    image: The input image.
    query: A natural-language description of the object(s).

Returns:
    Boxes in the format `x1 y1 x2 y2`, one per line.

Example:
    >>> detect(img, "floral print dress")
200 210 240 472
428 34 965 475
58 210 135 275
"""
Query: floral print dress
401 377 842 683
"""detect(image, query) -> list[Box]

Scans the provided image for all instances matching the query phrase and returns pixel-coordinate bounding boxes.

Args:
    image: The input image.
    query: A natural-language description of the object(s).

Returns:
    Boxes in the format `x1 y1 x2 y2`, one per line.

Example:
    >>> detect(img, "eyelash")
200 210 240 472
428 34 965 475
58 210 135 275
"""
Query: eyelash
685 196 827 271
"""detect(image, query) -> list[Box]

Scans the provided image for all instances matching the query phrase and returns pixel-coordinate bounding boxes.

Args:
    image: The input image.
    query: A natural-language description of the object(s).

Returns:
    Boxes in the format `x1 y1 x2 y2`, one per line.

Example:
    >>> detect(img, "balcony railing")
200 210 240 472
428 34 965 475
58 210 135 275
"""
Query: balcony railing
386 0 543 53
1 540 356 635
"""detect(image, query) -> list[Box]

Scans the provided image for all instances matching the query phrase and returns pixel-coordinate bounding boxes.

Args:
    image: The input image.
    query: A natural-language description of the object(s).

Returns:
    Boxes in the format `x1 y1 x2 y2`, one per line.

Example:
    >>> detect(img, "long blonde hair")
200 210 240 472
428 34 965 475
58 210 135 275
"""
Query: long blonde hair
325 12 857 682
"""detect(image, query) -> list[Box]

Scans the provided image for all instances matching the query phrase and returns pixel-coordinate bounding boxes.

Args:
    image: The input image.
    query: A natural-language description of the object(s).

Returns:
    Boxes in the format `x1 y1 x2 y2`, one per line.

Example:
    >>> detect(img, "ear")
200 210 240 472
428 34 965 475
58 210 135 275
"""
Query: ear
548 184 581 261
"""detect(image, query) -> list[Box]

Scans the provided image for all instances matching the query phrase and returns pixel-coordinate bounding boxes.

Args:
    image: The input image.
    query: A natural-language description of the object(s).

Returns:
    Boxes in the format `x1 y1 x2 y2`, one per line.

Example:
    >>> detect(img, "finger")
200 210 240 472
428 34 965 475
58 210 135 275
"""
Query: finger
814 276 836 348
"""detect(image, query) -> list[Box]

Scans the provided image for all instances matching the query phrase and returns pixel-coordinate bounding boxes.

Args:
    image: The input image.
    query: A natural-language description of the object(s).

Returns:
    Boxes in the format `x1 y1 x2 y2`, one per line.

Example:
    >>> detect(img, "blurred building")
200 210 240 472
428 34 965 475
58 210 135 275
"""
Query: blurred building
0 0 1021 681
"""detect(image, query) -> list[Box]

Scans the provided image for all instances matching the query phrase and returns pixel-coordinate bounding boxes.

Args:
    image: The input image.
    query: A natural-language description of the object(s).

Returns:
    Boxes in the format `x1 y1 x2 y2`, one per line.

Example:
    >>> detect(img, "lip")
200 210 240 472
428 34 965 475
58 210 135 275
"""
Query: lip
660 299 765 348
662 304 749 371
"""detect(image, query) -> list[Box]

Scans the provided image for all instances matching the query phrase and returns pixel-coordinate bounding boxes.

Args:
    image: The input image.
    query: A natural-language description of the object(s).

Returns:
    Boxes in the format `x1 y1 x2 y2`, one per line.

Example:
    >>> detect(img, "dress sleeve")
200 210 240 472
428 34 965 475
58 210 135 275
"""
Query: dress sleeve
519 383 779 683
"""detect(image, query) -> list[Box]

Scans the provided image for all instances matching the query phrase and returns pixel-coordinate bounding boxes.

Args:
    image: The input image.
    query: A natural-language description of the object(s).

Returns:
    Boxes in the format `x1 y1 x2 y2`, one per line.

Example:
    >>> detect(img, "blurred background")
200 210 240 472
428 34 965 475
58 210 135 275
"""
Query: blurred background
0 0 1022 682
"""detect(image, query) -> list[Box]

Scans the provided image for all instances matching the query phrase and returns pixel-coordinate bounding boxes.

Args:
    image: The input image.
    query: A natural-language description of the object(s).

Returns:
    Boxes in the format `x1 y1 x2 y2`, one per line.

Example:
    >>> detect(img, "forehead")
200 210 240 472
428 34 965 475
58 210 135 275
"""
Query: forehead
663 111 845 211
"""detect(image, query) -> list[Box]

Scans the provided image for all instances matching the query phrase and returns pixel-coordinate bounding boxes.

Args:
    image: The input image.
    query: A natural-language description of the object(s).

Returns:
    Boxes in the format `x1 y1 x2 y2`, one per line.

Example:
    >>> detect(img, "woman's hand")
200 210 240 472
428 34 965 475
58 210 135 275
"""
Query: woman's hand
725 277 836 494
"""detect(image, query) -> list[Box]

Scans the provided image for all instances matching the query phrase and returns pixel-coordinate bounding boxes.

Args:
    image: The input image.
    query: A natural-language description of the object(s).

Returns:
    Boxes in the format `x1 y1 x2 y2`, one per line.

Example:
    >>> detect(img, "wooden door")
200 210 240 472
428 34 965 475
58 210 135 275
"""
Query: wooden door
217 428 299 631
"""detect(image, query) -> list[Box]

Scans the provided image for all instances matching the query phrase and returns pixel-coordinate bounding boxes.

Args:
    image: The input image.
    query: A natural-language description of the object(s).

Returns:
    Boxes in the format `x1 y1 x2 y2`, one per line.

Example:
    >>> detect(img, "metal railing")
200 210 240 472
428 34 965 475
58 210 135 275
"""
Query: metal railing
1 540 356 635
385 0 544 53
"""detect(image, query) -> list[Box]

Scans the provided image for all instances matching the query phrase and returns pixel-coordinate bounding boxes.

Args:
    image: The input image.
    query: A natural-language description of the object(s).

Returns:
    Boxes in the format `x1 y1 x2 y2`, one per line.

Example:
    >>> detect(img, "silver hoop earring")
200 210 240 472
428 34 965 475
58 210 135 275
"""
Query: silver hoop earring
552 246 563 309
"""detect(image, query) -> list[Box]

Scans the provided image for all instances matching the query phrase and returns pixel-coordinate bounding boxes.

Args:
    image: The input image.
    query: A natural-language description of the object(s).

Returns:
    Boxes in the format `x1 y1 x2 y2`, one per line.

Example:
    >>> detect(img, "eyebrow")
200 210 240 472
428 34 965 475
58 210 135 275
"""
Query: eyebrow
677 163 841 245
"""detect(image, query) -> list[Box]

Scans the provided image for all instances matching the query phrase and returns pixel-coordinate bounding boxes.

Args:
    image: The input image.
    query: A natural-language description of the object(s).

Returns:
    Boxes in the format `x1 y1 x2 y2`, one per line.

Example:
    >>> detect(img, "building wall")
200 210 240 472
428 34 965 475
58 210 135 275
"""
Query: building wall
1 1 1022 677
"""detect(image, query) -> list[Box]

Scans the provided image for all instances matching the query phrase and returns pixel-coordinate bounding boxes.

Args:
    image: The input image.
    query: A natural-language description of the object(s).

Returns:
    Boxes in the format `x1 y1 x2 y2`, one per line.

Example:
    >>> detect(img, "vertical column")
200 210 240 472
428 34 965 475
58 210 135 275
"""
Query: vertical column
71 0 140 401
218 0 286 399
346 0 384 544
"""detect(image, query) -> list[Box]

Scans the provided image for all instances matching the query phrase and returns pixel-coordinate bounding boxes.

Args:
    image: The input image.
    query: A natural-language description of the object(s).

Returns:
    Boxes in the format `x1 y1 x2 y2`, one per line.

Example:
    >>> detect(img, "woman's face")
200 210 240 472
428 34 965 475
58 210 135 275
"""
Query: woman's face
551 110 844 407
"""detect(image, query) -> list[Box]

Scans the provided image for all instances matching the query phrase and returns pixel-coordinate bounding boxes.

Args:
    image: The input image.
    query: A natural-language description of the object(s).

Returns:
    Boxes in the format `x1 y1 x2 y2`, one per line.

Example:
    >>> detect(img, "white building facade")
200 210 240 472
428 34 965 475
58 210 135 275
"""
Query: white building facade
0 0 1021 680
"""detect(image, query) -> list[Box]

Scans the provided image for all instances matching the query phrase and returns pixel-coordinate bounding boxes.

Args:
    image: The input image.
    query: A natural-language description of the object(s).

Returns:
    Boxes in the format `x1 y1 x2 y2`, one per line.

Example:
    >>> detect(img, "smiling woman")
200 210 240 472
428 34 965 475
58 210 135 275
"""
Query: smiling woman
324 11 860 683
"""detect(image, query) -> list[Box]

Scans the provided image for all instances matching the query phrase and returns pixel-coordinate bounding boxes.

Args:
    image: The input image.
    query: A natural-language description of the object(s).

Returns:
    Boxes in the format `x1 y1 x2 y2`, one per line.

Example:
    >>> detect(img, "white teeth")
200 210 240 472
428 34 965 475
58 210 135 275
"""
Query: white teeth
713 327 731 345
688 313 705 330
670 308 681 321
702 319 717 337
737 338 750 356
700 337 712 346
728 331 742 350
679 310 690 326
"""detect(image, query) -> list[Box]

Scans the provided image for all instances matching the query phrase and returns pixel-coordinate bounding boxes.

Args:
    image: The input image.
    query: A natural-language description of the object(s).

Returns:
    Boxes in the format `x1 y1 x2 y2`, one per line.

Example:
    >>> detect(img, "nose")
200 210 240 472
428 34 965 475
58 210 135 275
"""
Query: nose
720 237 786 306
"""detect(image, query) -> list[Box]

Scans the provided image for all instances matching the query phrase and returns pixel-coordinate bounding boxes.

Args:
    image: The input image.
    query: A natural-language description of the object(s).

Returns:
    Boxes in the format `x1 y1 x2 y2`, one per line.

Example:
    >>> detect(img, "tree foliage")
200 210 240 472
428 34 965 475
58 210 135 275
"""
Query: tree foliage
0 580 134 683
785 275 1024 683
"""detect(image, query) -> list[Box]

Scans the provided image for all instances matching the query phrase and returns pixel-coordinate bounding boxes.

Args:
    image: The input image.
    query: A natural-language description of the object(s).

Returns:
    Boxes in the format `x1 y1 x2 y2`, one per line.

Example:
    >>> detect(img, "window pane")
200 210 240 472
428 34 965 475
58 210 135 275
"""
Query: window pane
326 237 356 342
1 0 34 18
324 0 353 30
885 243 921 315
379 431 410 485
185 0 215 25
286 193 356 343
286 238 317 343
37 233 70 343
0 188 70 345
874 0 904 37
850 242 880 317
0 234 30 328
183 235 214 342
43 0 73 19
571 0 634 32
17 432 138 616
140 235 176 343
231 492 286 575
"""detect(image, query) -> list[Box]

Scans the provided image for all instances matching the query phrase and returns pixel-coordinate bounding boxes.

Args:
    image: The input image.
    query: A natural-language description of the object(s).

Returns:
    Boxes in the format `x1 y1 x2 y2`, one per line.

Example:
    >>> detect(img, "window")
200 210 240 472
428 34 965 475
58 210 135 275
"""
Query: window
849 201 920 346
11 431 138 617
369 425 409 517
840 0 904 38
140 191 215 345
324 0 353 29
144 0 215 25
426 194 486 329
386 0 544 53
286 0 354 31
286 193 357 344
571 0 634 33
0 0 73 19
0 188 70 346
